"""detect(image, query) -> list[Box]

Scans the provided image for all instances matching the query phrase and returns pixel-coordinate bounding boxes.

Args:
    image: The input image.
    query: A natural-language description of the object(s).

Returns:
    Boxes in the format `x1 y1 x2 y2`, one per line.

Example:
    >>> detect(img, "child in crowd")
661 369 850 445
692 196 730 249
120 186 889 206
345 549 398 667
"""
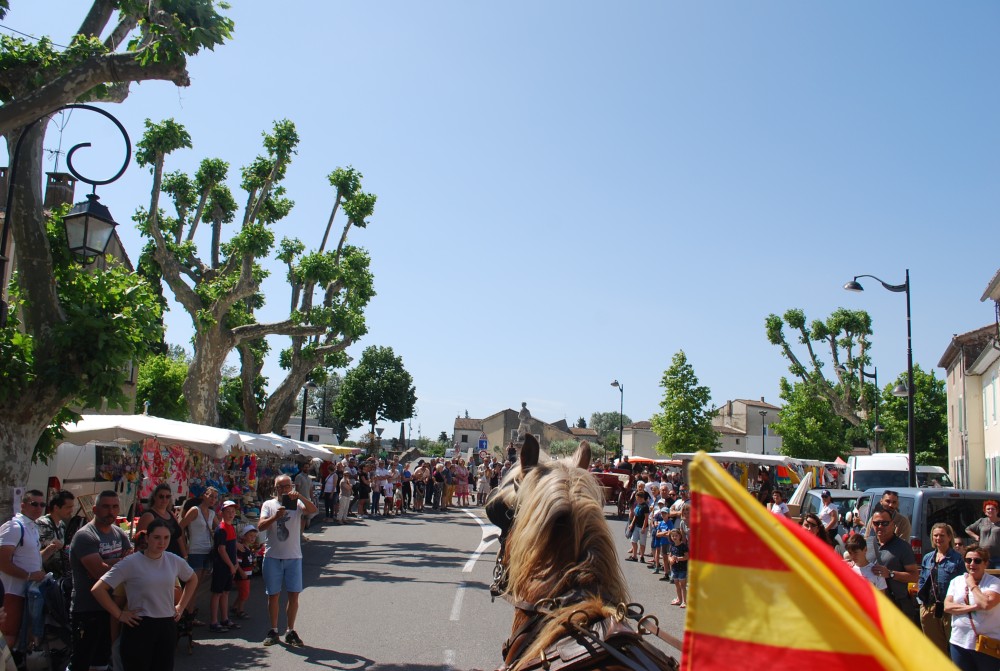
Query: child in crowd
393 486 404 516
231 525 258 619
667 528 689 608
652 508 674 578
209 501 240 633
337 472 354 523
845 533 885 590
383 480 394 517
625 490 651 564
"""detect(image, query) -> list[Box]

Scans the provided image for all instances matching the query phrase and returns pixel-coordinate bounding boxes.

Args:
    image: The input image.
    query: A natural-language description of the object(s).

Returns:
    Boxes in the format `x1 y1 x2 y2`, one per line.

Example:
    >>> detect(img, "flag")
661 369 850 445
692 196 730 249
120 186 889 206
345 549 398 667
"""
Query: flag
682 451 956 670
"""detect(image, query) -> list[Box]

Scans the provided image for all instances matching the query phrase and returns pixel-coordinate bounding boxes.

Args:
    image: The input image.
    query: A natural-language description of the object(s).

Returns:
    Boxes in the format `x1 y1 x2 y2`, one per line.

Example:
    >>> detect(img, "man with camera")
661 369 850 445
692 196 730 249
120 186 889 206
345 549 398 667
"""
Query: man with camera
257 474 318 648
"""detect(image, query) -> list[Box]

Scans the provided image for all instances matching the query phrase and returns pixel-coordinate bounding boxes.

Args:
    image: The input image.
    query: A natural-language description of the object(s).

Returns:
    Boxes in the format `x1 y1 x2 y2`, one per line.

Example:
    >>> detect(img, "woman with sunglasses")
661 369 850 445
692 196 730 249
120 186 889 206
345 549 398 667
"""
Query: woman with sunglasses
137 483 186 559
801 513 835 548
918 523 964 654
944 544 1000 670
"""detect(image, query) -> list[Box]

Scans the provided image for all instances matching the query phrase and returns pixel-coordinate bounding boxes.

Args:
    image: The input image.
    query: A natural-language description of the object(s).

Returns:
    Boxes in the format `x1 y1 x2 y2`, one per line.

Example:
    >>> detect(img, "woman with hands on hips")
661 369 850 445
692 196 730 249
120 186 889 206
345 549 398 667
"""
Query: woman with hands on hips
91 520 197 671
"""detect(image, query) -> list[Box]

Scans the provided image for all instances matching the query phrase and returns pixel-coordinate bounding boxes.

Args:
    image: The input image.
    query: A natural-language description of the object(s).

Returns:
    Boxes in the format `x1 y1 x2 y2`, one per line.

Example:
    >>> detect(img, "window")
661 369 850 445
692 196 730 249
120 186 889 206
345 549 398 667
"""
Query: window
307 434 319 442
735 438 740 445
461 434 468 443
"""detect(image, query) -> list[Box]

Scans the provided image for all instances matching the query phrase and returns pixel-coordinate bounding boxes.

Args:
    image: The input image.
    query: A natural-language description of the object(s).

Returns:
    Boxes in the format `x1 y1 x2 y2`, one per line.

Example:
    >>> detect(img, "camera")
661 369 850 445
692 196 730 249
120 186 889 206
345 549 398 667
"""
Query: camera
281 494 295 509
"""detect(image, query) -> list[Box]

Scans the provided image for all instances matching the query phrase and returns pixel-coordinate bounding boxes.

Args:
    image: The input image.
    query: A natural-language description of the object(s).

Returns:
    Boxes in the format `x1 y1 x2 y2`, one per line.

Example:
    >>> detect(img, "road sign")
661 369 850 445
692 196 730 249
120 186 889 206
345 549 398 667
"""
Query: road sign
478 438 488 450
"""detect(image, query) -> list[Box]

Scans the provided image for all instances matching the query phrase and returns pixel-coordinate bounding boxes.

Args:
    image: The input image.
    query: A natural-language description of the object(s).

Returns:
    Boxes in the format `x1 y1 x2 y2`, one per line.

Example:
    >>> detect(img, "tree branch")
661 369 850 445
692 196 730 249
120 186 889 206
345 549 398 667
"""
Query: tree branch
0 52 190 135
78 0 116 38
230 319 327 343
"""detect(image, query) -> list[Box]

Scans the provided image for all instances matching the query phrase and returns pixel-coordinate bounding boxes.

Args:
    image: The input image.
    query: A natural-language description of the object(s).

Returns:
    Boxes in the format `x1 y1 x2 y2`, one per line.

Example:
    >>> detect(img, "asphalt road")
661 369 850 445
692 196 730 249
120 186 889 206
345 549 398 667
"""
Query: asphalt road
173 504 684 670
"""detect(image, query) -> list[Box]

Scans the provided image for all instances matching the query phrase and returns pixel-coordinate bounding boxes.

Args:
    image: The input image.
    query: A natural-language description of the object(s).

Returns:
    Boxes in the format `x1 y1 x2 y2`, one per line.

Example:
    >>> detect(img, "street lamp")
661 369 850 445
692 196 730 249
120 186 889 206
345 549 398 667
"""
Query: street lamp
759 410 768 454
299 381 318 441
845 270 915 487
611 379 624 460
1 104 131 327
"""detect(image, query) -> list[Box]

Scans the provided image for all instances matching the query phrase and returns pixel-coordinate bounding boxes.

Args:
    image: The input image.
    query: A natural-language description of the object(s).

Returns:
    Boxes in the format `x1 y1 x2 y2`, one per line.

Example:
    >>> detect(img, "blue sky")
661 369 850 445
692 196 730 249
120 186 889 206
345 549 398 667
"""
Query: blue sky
5 2 999 442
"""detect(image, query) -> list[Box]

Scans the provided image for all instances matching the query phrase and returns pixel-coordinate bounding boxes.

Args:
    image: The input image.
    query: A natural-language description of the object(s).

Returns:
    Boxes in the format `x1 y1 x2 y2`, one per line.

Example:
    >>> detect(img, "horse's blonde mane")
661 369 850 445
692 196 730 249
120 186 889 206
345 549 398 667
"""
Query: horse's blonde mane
500 443 630 668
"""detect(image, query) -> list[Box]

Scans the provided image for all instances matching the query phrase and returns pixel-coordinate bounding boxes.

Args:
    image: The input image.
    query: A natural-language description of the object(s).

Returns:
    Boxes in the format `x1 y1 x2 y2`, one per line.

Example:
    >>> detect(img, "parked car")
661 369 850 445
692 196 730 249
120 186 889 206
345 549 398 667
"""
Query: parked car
796 488 858 540
854 487 1000 561
916 465 954 488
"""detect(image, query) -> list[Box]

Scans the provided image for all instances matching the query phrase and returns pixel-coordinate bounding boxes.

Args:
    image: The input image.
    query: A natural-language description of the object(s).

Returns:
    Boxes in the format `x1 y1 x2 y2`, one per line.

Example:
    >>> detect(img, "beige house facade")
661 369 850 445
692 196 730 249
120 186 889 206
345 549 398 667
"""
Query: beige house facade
453 409 578 458
940 269 1000 490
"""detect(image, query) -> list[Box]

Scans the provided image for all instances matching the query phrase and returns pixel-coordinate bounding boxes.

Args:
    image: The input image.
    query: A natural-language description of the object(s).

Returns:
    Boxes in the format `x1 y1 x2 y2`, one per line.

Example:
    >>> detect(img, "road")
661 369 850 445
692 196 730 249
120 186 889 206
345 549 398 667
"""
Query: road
174 505 684 670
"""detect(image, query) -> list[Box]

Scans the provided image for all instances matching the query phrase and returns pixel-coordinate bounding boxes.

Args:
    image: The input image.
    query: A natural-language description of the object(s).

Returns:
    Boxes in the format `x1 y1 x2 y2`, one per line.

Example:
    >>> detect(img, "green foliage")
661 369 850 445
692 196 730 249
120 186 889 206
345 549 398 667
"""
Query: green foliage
343 192 376 228
649 351 718 454
327 167 362 198
136 351 190 421
878 365 948 466
437 431 449 443
771 378 850 461
0 211 163 451
576 417 587 429
548 439 581 457
136 119 193 167
334 346 416 431
0 34 108 102
589 411 632 445
123 0 234 66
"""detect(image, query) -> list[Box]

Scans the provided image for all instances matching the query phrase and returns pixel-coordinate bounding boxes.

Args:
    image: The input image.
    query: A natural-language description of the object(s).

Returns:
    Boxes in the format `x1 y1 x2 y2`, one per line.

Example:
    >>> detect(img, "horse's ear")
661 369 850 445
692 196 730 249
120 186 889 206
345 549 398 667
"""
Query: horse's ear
574 440 592 470
521 434 540 471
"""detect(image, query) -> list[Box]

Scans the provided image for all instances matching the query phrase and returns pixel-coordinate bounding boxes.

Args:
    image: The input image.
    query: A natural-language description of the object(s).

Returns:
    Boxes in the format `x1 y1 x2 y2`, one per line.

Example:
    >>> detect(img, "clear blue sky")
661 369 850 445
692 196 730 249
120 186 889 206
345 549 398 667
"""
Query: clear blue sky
6 2 999 443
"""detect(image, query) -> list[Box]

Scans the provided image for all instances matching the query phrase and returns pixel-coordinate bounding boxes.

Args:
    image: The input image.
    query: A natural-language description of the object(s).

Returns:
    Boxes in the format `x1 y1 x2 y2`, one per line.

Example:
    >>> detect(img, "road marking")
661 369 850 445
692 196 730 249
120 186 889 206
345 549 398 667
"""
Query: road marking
450 582 466 621
444 649 456 668
462 509 499 573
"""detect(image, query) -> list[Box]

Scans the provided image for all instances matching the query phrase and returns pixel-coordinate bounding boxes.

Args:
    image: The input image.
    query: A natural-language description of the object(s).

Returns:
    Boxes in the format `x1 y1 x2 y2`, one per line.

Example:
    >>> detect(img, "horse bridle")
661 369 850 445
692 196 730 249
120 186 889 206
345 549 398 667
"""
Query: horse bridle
485 477 517 601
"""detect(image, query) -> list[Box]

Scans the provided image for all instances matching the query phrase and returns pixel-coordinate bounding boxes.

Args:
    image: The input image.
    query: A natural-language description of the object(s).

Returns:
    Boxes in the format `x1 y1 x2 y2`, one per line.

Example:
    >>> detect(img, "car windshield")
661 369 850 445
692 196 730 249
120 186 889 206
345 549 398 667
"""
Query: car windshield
917 471 954 488
852 471 909 492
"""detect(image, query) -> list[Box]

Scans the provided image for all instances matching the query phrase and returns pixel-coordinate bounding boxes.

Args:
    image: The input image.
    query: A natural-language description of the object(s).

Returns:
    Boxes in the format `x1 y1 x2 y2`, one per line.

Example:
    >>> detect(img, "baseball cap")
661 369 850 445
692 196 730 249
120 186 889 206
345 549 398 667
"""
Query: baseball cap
222 500 239 509
821 490 831 498
240 524 257 535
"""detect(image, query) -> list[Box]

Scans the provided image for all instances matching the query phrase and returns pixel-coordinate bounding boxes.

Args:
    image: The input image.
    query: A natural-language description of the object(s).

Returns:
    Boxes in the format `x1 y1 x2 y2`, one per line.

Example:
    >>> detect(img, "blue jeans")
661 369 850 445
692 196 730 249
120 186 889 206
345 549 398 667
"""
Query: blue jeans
951 643 1000 671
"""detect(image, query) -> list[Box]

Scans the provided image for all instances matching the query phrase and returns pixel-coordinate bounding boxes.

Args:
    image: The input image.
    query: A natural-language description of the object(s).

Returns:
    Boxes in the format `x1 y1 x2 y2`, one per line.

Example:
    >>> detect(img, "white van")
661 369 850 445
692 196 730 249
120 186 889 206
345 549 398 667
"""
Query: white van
916 465 954 488
847 454 909 491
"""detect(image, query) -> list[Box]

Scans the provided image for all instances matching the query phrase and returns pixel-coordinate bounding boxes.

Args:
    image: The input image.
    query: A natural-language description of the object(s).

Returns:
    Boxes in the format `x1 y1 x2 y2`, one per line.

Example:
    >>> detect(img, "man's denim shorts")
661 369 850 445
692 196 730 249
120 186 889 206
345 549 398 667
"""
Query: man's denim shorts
262 557 303 595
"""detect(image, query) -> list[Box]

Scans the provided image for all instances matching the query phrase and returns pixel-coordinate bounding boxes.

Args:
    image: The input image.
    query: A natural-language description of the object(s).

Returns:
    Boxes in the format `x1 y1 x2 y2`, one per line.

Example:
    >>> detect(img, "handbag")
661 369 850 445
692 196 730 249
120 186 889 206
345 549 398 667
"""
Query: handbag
967 586 1000 659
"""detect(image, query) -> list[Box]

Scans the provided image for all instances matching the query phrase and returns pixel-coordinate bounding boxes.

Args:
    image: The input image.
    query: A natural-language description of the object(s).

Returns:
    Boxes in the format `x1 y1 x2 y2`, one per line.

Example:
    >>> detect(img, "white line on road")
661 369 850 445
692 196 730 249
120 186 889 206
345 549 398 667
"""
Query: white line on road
462 509 499 573
444 649 456 669
450 582 466 621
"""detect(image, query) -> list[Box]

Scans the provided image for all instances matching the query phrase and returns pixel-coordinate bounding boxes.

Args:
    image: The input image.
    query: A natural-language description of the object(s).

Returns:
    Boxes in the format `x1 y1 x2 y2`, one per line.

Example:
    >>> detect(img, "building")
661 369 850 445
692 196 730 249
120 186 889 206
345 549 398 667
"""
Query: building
622 397 783 458
712 398 783 455
452 409 580 457
938 285 1000 489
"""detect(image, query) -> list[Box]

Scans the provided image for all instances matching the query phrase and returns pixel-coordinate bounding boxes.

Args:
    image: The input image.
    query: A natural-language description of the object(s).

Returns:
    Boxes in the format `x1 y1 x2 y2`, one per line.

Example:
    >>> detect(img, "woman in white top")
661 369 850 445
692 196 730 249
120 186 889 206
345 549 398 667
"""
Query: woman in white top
944 543 1000 671
179 487 218 621
91 520 197 671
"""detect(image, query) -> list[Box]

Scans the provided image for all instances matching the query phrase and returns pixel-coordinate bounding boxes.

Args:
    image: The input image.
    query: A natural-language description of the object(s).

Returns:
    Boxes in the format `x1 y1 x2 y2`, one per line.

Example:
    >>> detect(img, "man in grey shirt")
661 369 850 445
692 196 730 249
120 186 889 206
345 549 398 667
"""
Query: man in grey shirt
69 491 131 671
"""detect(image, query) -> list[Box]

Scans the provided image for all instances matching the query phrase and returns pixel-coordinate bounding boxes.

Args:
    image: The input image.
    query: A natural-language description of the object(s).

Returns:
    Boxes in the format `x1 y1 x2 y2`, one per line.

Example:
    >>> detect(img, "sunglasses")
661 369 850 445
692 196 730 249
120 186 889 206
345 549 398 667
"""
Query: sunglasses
24 501 44 508
872 520 892 528
966 558 985 565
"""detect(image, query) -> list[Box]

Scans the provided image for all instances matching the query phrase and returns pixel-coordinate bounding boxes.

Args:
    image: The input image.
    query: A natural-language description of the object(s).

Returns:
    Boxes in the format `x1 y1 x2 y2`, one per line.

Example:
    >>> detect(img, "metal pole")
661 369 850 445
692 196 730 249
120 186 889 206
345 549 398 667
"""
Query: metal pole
618 384 624 460
905 269 915 488
760 410 767 454
873 368 880 453
299 386 309 442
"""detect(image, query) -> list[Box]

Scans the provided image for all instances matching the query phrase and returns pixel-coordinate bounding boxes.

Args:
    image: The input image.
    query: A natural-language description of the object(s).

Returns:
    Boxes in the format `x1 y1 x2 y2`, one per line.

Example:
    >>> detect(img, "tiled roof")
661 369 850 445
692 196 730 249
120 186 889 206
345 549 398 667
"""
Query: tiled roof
453 418 482 431
569 427 599 437
714 425 745 435
625 421 652 430
734 399 781 411
937 324 997 370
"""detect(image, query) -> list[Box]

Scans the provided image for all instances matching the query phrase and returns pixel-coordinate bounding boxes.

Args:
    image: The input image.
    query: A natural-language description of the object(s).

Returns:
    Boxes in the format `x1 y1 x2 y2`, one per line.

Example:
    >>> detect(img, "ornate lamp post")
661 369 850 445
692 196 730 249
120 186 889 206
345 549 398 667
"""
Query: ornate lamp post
845 270 915 487
611 379 624 460
1 104 132 328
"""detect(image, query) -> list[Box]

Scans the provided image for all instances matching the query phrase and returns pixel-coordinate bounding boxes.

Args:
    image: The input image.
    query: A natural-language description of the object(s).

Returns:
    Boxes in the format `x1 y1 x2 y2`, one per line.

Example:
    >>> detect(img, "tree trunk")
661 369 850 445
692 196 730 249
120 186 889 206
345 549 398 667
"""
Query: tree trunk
183 325 232 426
0 412 55 521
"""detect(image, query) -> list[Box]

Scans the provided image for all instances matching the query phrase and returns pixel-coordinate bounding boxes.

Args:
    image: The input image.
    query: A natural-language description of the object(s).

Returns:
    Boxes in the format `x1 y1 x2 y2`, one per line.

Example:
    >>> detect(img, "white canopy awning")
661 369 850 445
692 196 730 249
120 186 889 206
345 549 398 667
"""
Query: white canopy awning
61 414 241 459
237 431 296 457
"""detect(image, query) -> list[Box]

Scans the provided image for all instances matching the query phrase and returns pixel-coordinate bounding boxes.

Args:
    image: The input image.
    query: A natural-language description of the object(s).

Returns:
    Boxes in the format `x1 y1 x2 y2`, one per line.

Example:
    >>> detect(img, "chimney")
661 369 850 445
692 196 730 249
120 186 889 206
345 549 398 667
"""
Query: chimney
44 172 76 210
760 396 765 403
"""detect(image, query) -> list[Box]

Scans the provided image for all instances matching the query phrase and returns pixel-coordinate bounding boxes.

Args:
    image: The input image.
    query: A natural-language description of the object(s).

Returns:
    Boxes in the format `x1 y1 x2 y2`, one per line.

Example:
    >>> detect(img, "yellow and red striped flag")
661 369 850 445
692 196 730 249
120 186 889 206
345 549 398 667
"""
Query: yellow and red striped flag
683 451 956 670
